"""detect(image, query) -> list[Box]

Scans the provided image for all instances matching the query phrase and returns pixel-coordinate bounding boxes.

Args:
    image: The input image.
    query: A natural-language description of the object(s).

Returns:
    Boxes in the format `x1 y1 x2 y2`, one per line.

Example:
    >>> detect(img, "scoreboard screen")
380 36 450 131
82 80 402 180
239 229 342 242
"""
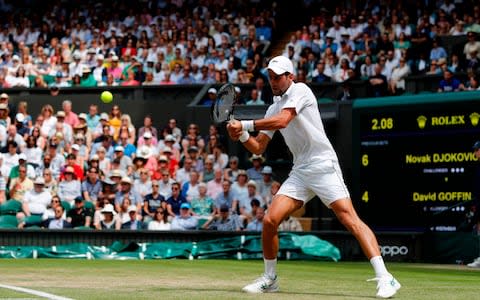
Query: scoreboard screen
352 92 480 232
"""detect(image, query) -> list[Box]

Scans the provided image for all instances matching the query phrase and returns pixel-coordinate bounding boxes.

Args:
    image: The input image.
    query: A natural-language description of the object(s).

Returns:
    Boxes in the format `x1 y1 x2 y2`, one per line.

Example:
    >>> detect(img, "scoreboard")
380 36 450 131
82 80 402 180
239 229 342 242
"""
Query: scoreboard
352 92 480 232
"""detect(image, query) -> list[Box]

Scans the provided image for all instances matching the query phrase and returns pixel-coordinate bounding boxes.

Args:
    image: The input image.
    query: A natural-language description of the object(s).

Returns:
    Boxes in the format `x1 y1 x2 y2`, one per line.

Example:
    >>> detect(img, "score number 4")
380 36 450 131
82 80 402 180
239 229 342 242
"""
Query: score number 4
371 117 394 130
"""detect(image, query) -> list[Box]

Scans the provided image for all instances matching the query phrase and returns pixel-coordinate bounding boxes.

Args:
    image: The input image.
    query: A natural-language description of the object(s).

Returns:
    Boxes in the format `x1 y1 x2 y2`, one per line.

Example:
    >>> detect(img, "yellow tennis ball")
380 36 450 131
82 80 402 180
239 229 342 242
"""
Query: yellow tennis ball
100 91 113 103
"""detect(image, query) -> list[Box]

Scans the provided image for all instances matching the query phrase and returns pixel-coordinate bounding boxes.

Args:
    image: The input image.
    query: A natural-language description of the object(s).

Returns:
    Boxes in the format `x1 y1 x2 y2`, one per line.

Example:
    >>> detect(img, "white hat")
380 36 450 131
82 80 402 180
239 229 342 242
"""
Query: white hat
56 111 66 118
34 177 45 185
71 144 80 151
249 154 265 162
158 155 168 162
12 54 20 61
101 203 116 214
100 113 109 120
165 134 175 142
114 145 124 152
143 131 152 139
127 205 137 213
96 54 105 60
91 154 99 161
261 166 273 174
79 113 87 120
111 55 119 61
247 180 257 187
15 113 25 122
18 153 27 161
136 145 152 159
0 93 8 99
208 87 217 94
162 146 172 153
267 56 294 75
121 176 132 184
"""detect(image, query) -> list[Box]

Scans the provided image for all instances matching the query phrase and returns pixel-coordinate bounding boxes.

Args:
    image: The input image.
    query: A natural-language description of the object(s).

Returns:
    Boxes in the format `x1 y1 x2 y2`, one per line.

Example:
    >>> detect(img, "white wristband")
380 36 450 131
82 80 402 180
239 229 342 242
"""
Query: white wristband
239 131 250 143
241 120 255 132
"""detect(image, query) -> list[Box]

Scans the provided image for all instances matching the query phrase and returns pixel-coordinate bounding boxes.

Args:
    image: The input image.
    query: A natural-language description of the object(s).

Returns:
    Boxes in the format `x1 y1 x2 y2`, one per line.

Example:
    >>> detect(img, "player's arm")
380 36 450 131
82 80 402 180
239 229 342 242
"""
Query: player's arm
251 108 297 131
227 108 296 154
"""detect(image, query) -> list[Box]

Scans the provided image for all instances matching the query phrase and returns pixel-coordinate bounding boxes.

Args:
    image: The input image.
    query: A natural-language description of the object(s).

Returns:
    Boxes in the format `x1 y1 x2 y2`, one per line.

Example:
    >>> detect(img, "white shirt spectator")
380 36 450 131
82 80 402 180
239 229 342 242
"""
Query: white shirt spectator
23 189 52 215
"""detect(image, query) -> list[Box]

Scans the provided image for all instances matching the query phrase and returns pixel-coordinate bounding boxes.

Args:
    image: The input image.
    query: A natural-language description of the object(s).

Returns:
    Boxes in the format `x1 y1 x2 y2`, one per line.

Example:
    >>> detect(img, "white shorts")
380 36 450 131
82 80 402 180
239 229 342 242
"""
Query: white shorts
277 159 350 207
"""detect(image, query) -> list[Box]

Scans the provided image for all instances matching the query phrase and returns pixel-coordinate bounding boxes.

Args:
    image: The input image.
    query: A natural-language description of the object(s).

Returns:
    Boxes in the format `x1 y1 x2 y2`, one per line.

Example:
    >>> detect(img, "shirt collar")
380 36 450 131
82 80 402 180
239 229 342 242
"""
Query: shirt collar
273 82 294 103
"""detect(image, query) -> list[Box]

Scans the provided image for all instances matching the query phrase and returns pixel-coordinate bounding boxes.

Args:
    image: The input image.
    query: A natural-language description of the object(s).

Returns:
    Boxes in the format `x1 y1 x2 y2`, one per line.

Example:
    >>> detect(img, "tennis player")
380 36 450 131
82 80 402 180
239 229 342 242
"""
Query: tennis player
227 56 401 298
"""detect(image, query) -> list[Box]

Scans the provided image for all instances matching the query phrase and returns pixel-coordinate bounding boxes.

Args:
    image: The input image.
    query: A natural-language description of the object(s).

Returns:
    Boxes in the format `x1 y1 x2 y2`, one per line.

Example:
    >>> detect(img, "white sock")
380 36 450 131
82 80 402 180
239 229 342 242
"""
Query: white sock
264 258 277 278
370 256 390 278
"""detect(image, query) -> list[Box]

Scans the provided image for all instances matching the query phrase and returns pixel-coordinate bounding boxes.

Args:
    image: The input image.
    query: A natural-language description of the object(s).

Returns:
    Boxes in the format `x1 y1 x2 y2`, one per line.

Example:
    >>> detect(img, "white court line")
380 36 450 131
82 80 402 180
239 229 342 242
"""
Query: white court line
0 283 74 300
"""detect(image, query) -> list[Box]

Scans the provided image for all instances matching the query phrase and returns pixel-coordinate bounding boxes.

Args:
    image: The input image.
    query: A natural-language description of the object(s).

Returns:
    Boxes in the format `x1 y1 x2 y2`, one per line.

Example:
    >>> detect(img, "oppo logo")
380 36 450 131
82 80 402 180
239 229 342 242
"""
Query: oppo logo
380 245 409 256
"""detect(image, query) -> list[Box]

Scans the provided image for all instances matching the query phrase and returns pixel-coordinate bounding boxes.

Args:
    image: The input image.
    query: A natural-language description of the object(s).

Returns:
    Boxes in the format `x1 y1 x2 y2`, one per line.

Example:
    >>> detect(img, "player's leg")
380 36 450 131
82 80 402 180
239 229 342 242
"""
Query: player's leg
330 198 401 298
242 194 302 293
263 194 303 259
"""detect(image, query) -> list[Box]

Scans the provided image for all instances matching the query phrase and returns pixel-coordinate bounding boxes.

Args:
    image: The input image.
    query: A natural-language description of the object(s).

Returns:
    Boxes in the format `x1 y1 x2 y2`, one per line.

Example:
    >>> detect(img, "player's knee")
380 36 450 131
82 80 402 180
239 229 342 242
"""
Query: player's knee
263 214 279 229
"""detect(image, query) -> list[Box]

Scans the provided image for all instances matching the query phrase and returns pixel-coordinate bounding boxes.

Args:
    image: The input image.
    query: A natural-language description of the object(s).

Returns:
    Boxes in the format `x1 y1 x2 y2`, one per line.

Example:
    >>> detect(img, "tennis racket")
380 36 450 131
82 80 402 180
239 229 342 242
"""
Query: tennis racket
210 83 237 125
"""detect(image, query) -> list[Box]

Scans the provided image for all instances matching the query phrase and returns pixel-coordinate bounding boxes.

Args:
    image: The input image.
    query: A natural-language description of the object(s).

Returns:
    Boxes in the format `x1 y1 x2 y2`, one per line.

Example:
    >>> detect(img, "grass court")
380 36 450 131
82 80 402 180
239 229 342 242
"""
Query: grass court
0 259 478 299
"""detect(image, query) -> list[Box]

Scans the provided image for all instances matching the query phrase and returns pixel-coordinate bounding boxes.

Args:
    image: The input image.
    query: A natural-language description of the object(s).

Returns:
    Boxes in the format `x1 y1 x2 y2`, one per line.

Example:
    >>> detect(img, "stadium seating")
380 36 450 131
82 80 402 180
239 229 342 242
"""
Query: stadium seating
0 200 22 215
0 215 18 228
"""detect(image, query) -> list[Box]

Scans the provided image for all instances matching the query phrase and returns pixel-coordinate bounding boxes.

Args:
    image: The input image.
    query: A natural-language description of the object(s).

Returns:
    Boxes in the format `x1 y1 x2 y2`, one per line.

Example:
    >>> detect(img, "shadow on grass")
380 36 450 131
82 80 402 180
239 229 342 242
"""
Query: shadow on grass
152 286 374 299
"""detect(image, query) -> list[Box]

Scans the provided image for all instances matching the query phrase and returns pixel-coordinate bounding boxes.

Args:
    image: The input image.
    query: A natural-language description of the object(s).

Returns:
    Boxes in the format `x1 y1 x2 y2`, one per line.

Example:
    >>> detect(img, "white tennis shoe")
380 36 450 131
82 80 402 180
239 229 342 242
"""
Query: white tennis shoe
242 274 279 293
467 257 480 268
368 276 401 298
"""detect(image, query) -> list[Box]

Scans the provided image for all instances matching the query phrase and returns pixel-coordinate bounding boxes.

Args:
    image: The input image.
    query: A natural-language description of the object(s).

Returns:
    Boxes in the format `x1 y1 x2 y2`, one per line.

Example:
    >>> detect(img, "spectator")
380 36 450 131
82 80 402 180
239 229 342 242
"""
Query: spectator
246 154 265 183
202 88 217 106
40 195 65 223
157 170 174 199
96 203 118 230
202 204 242 231
224 156 240 183
62 99 79 128
66 196 93 228
121 205 145 230
214 179 237 214
17 176 51 225
245 206 265 231
147 207 171 231
115 176 142 213
171 202 198 230
389 57 411 95
190 182 215 219
81 166 102 203
181 170 201 201
368 64 388 97
278 215 303 231
45 205 72 229
58 166 82 206
137 114 158 141
9 164 33 202
429 38 447 63
9 153 35 180
166 182 188 218
464 31 480 61
438 69 464 92
257 166 274 205
143 180 165 222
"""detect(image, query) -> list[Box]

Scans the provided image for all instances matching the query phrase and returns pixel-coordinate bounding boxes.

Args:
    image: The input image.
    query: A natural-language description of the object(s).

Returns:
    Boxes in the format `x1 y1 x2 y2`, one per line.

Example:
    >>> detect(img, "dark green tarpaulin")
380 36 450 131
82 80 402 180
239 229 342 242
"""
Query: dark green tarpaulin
0 233 341 261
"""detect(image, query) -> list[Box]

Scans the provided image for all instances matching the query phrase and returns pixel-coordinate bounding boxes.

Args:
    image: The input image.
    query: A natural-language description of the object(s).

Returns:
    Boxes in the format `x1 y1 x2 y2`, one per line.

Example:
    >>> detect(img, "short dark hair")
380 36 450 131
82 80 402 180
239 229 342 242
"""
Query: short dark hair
250 198 260 208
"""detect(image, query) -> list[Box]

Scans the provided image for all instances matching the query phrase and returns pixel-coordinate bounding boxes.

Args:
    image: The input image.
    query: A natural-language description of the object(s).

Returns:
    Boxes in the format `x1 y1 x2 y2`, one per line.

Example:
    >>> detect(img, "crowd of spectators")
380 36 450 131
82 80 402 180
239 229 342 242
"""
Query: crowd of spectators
0 1 478 100
0 0 276 90
283 0 480 98
2 0 480 230
0 92 303 231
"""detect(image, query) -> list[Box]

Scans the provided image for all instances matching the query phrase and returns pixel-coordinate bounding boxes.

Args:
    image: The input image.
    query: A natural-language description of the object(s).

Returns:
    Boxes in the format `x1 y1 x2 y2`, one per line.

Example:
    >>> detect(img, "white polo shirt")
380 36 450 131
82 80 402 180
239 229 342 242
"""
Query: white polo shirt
261 82 338 168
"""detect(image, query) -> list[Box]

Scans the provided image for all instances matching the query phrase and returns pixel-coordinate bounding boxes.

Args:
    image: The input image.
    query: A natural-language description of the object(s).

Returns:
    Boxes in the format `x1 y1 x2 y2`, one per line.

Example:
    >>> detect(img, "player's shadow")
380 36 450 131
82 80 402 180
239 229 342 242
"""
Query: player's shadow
154 286 374 298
